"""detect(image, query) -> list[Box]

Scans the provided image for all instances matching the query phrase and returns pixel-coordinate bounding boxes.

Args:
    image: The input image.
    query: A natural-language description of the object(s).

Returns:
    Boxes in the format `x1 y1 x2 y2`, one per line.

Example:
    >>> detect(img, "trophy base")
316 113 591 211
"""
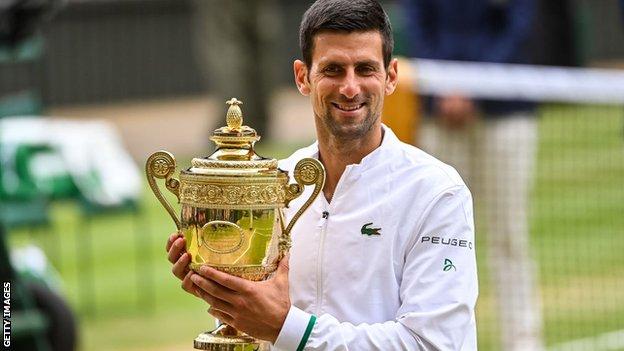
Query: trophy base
194 324 269 351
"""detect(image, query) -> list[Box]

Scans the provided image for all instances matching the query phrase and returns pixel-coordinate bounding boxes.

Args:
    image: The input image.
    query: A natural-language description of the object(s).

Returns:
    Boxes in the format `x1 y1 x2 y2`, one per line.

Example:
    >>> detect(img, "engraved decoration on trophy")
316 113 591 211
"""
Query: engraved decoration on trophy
146 98 325 350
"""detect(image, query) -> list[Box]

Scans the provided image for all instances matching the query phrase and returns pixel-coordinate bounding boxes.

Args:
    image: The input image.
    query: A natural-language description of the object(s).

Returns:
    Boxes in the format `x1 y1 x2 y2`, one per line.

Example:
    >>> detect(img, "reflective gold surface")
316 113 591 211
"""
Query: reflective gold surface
146 151 181 229
178 172 289 210
194 325 269 351
182 207 280 280
145 98 325 350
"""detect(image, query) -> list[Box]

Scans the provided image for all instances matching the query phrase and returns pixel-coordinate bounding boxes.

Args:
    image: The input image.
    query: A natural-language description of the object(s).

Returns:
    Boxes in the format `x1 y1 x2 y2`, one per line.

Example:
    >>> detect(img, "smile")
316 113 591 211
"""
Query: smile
332 103 365 112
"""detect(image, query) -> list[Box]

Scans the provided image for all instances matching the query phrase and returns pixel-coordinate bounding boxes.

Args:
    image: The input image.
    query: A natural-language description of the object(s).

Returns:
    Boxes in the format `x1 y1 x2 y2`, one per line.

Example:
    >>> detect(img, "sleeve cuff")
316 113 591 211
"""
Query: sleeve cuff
273 305 316 351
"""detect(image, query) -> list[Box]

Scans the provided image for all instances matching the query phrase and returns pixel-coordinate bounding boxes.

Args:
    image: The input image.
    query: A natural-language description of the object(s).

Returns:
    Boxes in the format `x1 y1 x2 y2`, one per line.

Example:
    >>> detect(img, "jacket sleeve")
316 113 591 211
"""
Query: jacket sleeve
273 185 478 351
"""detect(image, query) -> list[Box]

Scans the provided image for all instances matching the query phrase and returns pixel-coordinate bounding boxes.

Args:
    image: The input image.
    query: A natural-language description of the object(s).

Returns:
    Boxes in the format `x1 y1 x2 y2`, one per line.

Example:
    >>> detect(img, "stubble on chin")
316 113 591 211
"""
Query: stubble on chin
322 106 379 141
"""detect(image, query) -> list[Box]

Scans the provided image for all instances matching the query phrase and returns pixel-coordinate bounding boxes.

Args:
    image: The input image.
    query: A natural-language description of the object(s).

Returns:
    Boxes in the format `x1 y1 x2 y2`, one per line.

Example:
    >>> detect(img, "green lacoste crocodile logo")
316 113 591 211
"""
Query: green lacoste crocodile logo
361 222 381 236
443 258 456 271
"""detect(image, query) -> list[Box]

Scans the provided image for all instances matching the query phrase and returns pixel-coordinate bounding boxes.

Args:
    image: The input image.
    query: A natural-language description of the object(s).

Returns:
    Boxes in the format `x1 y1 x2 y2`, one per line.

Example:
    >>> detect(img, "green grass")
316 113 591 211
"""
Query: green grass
7 104 624 350
477 104 624 350
530 104 624 348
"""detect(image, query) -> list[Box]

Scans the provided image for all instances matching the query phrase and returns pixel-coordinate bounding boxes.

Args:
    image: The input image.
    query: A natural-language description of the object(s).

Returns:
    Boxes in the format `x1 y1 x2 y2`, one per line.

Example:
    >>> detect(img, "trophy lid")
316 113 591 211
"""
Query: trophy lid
189 98 278 175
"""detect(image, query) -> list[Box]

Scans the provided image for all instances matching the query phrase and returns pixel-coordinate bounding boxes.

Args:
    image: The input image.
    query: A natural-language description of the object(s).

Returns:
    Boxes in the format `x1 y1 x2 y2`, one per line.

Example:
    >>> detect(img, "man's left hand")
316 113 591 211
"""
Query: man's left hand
191 255 291 343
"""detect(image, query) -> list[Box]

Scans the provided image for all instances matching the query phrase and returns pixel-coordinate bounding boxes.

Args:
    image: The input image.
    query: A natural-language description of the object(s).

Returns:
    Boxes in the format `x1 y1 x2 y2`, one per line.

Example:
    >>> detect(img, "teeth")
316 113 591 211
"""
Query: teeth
337 104 362 111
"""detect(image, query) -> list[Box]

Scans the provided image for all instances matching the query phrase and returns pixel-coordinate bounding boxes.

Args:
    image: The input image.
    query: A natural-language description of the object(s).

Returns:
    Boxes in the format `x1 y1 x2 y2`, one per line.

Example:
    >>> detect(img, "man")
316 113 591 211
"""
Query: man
402 1 543 350
167 0 478 349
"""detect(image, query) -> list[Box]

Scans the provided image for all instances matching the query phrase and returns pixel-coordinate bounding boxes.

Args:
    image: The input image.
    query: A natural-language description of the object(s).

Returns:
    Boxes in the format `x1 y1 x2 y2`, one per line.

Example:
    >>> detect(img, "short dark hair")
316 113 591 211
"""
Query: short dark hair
299 0 394 68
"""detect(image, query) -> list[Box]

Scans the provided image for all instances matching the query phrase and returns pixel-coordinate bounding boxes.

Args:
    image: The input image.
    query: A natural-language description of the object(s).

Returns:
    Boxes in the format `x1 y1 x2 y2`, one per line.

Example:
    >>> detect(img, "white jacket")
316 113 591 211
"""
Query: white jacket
274 126 478 351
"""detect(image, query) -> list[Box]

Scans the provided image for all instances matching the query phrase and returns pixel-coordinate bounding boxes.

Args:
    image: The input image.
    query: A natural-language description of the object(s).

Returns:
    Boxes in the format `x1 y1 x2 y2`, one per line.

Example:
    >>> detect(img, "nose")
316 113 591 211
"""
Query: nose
338 69 361 99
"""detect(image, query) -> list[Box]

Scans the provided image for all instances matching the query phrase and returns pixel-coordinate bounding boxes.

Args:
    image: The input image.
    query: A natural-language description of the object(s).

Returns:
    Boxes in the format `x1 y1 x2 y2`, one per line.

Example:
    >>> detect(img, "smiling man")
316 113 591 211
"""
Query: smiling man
166 0 478 349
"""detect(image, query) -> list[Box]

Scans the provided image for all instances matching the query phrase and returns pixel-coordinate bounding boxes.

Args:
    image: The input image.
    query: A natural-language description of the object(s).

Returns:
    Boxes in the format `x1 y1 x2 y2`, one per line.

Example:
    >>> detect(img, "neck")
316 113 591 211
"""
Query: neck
317 123 383 202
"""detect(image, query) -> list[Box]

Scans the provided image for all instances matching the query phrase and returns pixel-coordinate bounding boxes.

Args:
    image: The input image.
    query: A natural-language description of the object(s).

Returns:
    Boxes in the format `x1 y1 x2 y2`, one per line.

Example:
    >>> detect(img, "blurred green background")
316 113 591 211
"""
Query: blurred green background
2 1 624 350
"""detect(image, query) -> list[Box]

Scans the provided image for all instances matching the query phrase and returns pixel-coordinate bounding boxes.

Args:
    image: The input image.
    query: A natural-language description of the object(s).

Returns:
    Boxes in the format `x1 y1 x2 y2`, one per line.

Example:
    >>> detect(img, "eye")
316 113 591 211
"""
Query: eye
357 65 377 76
322 65 342 76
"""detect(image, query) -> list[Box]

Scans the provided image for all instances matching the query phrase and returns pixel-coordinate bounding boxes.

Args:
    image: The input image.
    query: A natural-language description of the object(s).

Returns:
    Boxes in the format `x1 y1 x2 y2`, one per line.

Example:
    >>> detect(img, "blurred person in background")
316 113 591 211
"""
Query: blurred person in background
191 0 283 136
401 0 544 350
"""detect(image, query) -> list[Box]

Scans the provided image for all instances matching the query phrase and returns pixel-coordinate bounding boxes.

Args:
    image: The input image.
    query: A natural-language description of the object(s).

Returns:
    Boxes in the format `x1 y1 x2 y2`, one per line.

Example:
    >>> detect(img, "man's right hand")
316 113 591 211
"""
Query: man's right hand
165 232 199 297
435 94 477 130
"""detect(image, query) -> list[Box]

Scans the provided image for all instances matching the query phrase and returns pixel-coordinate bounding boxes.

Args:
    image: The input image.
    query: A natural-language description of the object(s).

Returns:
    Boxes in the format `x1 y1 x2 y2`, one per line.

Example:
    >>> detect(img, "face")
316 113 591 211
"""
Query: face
294 31 398 140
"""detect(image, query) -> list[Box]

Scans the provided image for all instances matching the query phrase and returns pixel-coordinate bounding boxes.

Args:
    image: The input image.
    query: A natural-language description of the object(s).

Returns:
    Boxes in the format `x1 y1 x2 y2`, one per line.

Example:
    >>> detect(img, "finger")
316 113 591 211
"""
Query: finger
195 288 234 312
208 307 234 326
172 252 191 280
181 270 199 297
197 265 251 293
166 232 182 252
167 237 186 264
273 253 290 282
278 253 290 271
191 273 239 303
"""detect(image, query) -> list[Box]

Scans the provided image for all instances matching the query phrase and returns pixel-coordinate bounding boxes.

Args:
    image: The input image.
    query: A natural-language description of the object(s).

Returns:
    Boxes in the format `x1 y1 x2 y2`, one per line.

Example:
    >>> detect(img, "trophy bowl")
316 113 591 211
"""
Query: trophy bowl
146 98 325 350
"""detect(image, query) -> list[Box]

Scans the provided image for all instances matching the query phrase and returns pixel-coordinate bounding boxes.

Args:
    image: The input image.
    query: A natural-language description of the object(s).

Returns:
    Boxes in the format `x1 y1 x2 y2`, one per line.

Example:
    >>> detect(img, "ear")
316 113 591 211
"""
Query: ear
384 58 399 95
294 60 311 96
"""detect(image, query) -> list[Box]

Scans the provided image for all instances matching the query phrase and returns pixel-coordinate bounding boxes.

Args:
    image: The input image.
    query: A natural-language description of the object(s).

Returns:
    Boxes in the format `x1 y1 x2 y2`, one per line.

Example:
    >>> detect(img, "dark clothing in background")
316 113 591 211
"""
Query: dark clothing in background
402 0 537 116
403 0 535 63
530 0 579 67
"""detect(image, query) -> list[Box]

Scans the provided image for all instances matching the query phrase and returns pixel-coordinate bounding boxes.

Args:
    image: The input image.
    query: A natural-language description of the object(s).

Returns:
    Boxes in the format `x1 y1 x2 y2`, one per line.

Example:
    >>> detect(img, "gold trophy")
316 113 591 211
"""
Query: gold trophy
146 98 325 350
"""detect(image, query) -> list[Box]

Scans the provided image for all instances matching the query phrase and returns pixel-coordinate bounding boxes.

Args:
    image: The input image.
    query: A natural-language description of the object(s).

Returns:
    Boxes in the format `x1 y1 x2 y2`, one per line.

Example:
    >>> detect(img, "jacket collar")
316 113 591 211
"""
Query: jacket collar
302 124 401 175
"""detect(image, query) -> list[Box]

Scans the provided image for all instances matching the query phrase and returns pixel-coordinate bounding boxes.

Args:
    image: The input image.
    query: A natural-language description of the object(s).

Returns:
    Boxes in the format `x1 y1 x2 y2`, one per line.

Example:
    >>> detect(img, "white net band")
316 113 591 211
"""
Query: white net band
411 59 624 104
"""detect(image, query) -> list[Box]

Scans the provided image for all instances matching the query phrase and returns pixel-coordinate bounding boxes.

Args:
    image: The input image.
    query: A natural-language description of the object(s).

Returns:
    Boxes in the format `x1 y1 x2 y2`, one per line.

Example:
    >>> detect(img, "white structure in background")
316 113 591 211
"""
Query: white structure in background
414 59 624 104
0 117 141 207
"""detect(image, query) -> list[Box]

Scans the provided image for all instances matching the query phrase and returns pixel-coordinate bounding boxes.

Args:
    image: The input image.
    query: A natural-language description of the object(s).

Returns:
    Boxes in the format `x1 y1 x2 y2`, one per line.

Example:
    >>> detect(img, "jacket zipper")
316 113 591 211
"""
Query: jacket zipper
316 210 330 315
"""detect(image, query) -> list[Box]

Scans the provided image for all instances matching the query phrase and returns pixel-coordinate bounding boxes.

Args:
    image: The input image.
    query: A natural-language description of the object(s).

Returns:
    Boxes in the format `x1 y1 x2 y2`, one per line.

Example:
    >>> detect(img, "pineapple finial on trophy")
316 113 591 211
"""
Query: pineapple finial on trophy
225 98 243 131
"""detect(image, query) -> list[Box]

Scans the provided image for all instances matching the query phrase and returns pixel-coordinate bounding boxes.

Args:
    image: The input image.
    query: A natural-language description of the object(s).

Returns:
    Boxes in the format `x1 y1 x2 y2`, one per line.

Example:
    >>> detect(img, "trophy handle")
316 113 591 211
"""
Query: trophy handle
283 158 325 237
146 151 181 229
